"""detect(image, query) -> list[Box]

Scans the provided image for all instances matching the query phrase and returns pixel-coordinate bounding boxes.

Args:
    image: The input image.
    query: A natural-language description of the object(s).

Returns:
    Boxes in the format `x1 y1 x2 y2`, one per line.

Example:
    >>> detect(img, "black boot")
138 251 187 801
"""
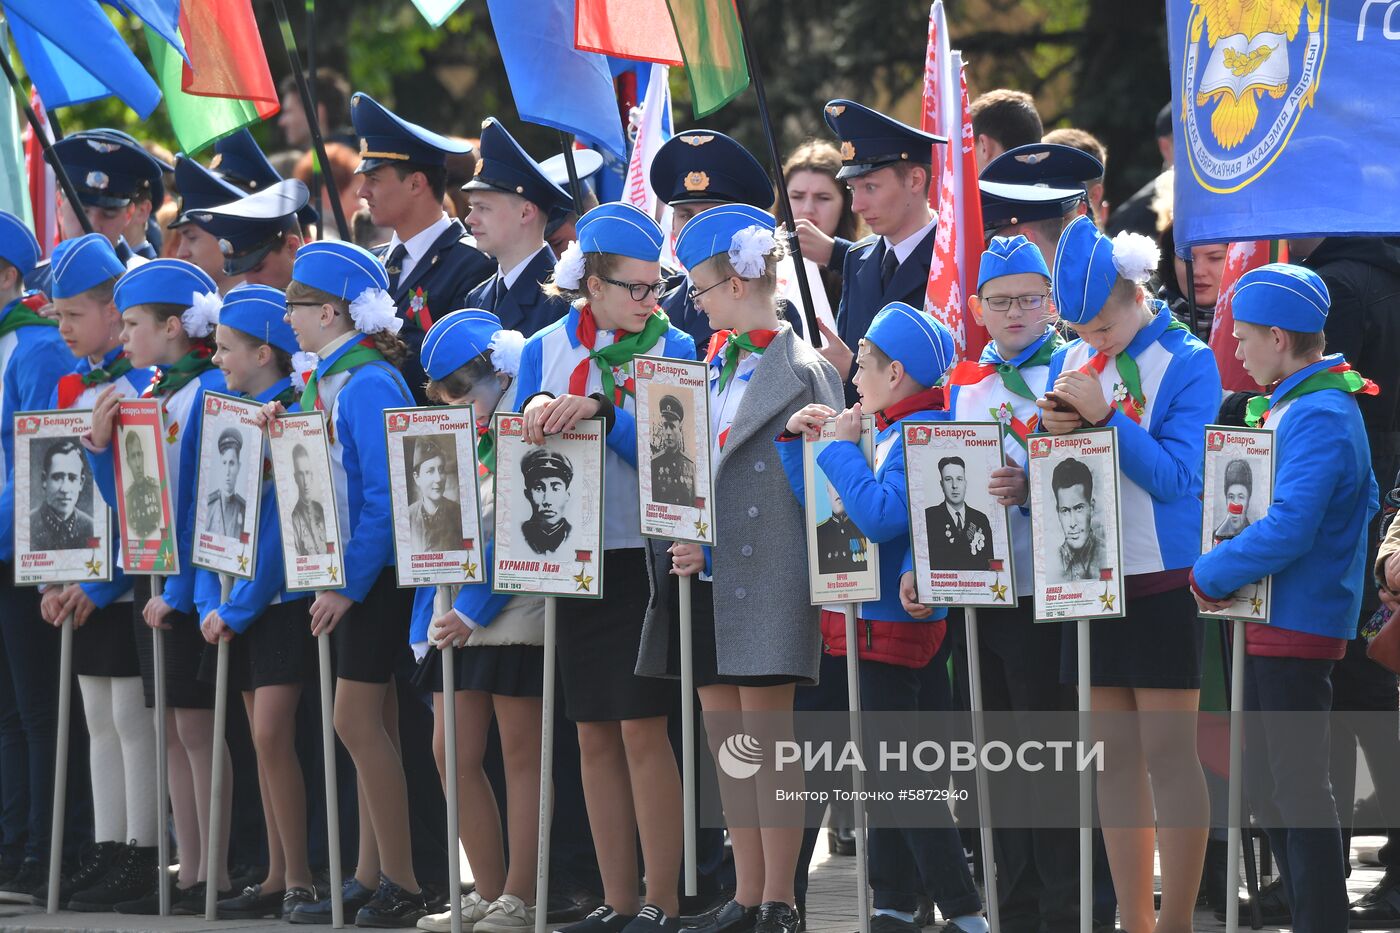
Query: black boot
70 842 159 912
34 841 124 908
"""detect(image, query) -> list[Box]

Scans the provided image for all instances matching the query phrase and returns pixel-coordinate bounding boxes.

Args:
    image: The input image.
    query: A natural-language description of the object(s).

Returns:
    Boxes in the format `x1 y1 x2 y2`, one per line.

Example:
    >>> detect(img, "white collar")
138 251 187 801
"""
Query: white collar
501 244 552 290
883 216 937 266
388 213 452 264
315 331 359 362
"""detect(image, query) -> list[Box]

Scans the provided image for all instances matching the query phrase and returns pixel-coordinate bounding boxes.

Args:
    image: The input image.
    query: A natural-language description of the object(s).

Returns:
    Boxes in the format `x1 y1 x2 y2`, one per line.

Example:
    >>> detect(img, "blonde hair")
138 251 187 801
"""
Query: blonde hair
285 280 409 366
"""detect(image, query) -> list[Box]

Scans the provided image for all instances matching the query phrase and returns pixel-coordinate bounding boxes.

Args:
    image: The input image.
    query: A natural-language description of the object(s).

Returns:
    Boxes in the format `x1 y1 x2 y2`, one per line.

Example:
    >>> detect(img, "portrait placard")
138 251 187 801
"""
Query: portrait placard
384 405 486 587
492 414 605 598
904 421 1015 607
267 411 344 592
113 398 178 575
192 392 264 579
634 354 714 544
1199 426 1274 622
1028 428 1125 622
13 410 110 585
803 416 881 605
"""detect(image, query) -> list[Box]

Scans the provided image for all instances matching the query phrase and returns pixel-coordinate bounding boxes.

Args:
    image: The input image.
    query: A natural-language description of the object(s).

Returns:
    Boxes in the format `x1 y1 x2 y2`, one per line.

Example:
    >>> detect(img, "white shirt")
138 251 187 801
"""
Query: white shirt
387 213 453 285
501 244 552 290
883 216 937 266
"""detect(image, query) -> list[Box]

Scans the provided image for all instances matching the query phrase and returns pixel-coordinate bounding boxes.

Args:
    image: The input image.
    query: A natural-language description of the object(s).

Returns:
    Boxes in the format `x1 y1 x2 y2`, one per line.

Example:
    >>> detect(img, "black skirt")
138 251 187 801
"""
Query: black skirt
558 548 674 722
133 578 215 710
332 569 413 684
660 575 798 688
74 600 141 678
412 643 545 697
1058 584 1205 690
198 600 316 691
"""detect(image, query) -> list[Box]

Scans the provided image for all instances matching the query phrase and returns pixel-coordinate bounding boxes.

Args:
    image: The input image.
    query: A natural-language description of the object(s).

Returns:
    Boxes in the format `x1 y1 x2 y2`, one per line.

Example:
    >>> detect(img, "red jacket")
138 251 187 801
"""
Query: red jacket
820 610 945 668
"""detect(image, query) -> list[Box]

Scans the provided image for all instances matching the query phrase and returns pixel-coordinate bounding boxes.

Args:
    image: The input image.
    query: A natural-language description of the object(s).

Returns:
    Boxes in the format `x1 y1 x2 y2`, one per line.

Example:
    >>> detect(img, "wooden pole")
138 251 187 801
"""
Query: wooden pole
204 575 235 920
843 605 870 933
437 587 463 933
678 572 696 896
533 597 557 933
44 612 73 913
152 577 171 916
963 608 1000 930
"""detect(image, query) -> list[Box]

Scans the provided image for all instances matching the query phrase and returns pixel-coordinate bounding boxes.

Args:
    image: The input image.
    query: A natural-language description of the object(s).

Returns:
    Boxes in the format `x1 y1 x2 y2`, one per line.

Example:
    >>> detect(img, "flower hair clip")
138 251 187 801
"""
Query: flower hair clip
728 225 778 279
348 287 403 336
1110 231 1160 285
182 291 222 339
488 329 525 377
553 241 586 290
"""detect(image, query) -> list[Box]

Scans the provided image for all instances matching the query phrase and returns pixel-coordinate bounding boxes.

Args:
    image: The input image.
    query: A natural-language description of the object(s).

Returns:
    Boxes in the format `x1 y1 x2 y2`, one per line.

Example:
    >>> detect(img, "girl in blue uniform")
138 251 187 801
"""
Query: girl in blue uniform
87 259 230 912
1036 216 1220 933
194 283 318 919
276 241 426 926
523 203 694 933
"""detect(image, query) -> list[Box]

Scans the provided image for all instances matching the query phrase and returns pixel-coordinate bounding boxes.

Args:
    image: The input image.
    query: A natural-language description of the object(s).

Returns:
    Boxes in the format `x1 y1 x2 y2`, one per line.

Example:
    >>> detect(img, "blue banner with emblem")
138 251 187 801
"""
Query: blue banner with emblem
1169 1 1400 247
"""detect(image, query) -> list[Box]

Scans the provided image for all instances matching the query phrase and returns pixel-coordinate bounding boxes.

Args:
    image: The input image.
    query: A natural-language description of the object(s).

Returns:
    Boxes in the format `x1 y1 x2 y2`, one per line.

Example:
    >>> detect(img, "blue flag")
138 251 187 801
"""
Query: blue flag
109 0 190 65
485 0 626 161
1169 1 1400 247
4 0 161 117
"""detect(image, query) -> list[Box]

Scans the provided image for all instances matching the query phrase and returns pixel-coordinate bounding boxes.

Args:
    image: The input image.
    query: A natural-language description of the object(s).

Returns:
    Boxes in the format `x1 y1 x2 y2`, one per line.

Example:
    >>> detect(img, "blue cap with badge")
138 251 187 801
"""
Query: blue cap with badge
462 118 574 213
673 203 774 272
292 241 389 300
421 308 504 380
54 130 171 210
864 302 954 389
219 282 301 354
114 259 218 312
184 180 311 277
170 155 246 229
981 143 1103 190
211 129 280 192
0 211 41 278
822 99 946 181
977 235 1051 291
351 92 473 174
50 234 125 299
649 131 772 208
1229 263 1331 334
979 180 1085 232
576 203 665 260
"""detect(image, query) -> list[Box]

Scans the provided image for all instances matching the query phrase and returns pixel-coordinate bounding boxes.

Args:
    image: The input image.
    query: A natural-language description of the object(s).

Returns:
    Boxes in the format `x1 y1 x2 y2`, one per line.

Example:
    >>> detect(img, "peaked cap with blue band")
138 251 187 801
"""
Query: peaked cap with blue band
674 203 774 271
170 155 246 229
576 203 665 261
1050 215 1121 325
1229 263 1331 334
292 241 389 301
977 235 1050 291
0 211 41 277
219 282 300 354
462 118 574 213
822 99 946 180
114 259 218 312
54 130 170 210
649 130 772 207
421 308 503 380
864 301 955 389
50 233 125 299
351 92 473 174
185 179 311 277
981 143 1104 190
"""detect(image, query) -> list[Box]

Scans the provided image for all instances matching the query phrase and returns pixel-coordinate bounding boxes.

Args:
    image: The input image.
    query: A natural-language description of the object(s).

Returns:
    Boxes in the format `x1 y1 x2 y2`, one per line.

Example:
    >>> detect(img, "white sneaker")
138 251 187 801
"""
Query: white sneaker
473 894 536 933
418 889 492 932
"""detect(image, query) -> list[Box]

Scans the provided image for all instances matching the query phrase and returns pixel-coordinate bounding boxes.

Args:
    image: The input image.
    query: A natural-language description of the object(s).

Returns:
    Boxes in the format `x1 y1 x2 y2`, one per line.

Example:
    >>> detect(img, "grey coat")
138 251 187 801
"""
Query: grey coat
637 326 844 683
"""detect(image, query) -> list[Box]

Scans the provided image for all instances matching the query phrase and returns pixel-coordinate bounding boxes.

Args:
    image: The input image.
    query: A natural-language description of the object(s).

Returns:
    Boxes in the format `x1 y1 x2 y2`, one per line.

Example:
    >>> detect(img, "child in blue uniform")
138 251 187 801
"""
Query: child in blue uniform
521 203 694 933
1036 216 1220 933
275 241 426 926
1192 264 1378 933
39 234 160 911
194 283 318 919
87 259 230 913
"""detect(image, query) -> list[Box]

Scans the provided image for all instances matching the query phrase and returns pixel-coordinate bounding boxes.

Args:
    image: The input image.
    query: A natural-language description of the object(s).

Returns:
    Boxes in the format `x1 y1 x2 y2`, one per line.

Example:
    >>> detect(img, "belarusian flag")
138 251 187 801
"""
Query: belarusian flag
665 0 748 117
147 31 259 155
575 0 682 64
1210 240 1288 392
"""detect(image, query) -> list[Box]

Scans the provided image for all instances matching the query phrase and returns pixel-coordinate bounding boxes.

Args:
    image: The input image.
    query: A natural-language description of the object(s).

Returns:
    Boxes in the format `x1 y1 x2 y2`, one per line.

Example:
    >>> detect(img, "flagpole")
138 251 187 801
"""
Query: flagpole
44 611 73 914
268 0 350 241
731 0 820 343
557 131 586 218
0 32 96 236
305 0 324 237
1184 256 1199 337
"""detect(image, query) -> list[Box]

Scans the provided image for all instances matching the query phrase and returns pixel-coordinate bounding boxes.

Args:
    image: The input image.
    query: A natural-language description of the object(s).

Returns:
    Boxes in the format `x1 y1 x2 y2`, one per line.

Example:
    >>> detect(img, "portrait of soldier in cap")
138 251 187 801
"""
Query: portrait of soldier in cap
290 443 330 557
1213 458 1253 544
406 436 463 553
520 447 573 555
120 427 163 540
649 393 694 508
29 438 95 551
204 427 248 536
815 475 869 576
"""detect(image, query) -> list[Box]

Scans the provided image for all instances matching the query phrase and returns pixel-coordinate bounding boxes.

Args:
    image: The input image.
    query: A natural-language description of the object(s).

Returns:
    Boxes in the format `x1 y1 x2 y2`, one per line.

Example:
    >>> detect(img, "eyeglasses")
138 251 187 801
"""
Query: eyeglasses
599 276 666 302
980 293 1049 313
285 301 322 312
686 277 731 304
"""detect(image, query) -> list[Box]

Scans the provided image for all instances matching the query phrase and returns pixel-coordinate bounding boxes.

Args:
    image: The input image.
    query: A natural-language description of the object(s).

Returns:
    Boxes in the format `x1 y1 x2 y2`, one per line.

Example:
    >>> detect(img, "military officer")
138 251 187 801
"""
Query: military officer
204 428 247 537
207 128 321 232
979 142 1100 269
53 129 171 258
183 180 311 290
814 477 869 576
461 118 575 337
649 394 694 508
122 429 163 540
167 156 249 292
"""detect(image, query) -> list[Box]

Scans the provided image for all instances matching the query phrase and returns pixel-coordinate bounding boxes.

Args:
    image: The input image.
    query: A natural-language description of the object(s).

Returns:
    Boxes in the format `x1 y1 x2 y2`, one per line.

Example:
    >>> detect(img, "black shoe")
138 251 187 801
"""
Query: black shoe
169 880 236 915
559 904 640 933
354 876 429 928
826 827 856 857
623 905 678 933
71 843 159 912
549 878 606 924
48 841 125 908
753 903 799 933
283 885 319 915
1214 877 1290 924
1202 838 1227 911
1351 871 1400 929
913 896 934 928
0 859 43 904
289 875 377 925
218 882 287 919
868 916 917 933
684 899 758 933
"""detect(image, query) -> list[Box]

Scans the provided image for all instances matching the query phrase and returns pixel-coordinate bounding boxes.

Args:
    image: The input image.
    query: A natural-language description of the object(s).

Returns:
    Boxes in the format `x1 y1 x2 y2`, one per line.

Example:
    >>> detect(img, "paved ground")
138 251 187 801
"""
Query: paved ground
0 837 1392 932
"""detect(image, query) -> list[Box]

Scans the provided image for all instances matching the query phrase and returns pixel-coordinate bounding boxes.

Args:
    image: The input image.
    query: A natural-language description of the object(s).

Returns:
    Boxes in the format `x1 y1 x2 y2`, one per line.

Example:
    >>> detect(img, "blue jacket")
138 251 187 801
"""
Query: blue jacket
192 378 309 632
1193 355 1379 639
835 229 935 403
464 246 570 338
776 412 950 623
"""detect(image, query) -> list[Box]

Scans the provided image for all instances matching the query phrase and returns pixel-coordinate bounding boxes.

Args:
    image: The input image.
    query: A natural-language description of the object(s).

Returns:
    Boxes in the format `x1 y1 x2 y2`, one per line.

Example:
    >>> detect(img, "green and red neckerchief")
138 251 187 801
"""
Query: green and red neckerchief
568 303 672 405
57 351 135 410
1246 356 1378 427
144 345 215 400
1077 316 1190 425
946 327 1063 445
875 386 946 432
299 338 386 412
705 328 779 392
477 423 497 476
0 298 57 340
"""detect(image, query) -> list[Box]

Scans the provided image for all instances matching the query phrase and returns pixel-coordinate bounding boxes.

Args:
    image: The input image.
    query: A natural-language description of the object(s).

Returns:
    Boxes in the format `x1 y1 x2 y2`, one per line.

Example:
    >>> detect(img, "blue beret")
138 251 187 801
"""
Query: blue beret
114 259 218 312
462 118 573 213
218 283 299 354
864 302 954 389
981 143 1103 190
977 235 1050 291
53 130 168 209
0 211 40 277
351 92 472 173
170 156 245 229
822 99 946 180
422 309 503 380
649 131 772 207
979 180 1085 231
673 204 775 272
50 234 125 299
1229 263 1331 334
211 129 280 192
576 203 665 261
292 241 389 301
1050 215 1119 326
185 180 310 276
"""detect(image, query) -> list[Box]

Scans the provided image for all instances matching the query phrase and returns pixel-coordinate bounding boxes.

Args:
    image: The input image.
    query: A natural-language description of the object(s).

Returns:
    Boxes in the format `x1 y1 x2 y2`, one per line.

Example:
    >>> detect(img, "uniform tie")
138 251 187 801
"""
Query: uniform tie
880 245 899 289
385 244 408 292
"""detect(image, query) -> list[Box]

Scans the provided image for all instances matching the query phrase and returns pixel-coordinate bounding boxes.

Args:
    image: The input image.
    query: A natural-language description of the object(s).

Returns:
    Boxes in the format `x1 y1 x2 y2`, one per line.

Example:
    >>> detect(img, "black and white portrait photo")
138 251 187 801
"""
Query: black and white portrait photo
30 438 95 551
14 412 112 585
649 394 694 508
802 417 881 605
290 444 329 558
193 393 264 577
521 447 573 555
634 356 714 544
406 436 463 553
1200 427 1274 621
204 428 247 537
385 406 485 586
924 456 994 572
268 412 344 591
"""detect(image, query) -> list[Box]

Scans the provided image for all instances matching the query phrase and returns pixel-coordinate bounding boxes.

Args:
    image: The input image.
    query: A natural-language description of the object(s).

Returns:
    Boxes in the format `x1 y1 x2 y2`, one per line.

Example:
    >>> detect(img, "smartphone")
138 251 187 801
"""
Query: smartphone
1043 391 1074 413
